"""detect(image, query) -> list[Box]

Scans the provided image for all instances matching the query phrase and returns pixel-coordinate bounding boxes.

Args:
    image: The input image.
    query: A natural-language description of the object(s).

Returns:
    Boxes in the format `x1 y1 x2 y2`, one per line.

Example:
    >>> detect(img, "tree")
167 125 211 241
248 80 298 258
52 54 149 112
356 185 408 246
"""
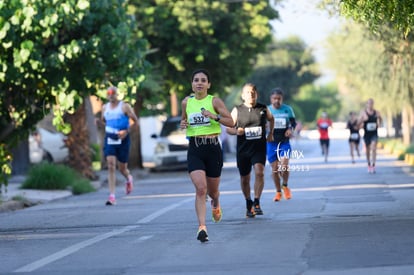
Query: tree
0 0 148 186
325 21 414 143
294 83 342 124
322 0 414 144
335 0 414 38
131 0 279 115
247 36 320 104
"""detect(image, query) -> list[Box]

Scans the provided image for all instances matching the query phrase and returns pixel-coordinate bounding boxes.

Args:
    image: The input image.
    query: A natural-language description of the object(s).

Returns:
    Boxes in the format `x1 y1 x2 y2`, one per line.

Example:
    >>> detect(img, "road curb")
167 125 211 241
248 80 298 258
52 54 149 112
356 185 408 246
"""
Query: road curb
0 200 36 213
0 167 148 213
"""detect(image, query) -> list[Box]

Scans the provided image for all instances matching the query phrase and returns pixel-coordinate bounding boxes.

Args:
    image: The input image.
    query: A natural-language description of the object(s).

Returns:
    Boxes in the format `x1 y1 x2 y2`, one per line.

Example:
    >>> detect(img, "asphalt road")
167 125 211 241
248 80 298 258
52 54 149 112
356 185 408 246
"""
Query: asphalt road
1 138 414 275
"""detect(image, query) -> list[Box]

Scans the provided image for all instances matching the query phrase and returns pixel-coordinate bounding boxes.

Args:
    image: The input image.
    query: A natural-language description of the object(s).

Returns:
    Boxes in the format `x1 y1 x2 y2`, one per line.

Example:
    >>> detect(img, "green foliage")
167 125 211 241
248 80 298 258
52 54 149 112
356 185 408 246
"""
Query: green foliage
90 143 101 171
378 138 407 159
337 0 414 38
11 195 26 202
397 143 414 160
293 99 320 124
294 83 342 122
286 101 304 122
324 0 414 144
132 0 279 110
0 144 12 191
247 37 321 104
324 1 414 117
22 163 95 194
0 0 148 184
224 36 321 117
71 178 95 195
405 144 414 154
90 143 101 162
325 21 414 118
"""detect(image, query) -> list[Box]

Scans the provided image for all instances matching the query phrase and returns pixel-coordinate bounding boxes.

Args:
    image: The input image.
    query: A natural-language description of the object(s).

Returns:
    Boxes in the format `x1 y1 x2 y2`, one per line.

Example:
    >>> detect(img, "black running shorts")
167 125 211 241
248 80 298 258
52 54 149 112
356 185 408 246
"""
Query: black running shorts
187 137 223 178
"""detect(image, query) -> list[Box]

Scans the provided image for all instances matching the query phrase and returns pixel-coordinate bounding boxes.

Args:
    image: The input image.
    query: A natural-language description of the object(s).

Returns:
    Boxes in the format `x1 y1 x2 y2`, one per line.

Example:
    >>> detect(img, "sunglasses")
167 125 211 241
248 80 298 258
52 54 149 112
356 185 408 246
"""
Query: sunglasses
107 89 116 96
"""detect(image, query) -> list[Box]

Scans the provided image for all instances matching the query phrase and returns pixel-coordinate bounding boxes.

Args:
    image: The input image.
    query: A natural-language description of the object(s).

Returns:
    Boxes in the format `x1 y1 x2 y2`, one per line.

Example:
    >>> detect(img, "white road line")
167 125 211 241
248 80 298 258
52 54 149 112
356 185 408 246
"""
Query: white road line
14 197 193 273
135 235 154 242
13 181 414 272
126 183 414 200
136 199 193 224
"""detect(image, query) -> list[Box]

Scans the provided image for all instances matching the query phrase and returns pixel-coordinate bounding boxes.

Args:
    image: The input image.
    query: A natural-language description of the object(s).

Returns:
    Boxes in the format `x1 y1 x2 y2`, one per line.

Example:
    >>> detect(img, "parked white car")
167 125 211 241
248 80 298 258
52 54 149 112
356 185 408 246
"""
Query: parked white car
150 116 188 171
29 128 68 164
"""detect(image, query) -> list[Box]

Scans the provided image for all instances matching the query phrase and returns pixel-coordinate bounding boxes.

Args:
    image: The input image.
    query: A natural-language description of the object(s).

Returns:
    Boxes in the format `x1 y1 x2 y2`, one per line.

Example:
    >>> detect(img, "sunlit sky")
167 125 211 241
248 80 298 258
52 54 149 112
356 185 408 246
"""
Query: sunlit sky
271 0 343 83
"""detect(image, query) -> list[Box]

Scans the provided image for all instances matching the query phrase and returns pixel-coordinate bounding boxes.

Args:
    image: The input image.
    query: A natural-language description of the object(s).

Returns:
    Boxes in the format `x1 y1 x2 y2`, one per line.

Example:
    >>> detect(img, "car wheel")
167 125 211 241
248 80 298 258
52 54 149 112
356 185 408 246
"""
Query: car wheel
149 167 159 173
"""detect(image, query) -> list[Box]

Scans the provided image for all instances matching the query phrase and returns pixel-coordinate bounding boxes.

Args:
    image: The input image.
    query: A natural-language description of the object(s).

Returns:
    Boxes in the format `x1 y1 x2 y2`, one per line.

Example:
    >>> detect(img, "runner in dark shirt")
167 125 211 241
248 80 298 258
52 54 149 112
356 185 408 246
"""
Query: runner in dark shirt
227 83 274 218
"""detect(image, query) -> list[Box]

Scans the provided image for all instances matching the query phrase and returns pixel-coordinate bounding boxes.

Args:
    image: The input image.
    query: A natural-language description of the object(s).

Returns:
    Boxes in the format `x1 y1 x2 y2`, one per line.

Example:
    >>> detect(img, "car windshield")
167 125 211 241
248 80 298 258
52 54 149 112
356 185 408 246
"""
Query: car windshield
160 118 184 137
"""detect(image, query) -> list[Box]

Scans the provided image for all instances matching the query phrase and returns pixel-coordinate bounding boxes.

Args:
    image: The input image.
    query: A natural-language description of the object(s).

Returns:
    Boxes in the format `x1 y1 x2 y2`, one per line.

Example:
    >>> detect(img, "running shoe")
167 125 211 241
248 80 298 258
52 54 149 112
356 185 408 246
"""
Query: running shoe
253 204 263 215
211 200 222 223
126 175 133 195
368 166 373 174
105 195 116 206
283 186 292 200
371 166 376 174
197 226 209 243
273 192 282 202
246 207 256 218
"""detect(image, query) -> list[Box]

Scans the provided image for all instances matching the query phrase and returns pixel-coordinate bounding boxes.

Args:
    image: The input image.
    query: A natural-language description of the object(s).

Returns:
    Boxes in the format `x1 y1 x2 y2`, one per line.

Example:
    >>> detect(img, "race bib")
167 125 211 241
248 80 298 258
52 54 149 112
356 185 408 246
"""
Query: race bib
274 118 287 129
350 133 359 140
319 122 329 129
107 137 121 145
245 126 262 140
188 112 211 127
366 122 376 131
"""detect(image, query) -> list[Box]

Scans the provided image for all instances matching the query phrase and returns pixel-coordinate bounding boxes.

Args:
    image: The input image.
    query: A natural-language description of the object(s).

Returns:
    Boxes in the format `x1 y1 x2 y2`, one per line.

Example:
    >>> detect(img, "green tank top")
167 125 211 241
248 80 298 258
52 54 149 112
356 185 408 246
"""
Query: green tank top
186 95 221 137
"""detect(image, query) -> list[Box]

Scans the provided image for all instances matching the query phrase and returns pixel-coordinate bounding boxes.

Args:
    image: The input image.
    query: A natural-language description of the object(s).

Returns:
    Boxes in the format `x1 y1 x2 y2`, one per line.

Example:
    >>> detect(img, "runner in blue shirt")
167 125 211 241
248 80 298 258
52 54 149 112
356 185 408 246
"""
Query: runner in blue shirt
100 86 139 205
266 88 296 202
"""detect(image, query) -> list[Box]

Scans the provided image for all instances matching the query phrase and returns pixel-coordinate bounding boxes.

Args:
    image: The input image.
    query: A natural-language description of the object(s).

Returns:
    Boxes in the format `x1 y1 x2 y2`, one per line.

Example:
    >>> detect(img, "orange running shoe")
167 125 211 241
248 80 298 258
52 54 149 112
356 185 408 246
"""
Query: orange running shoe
273 192 282 202
211 200 222 223
283 186 292 200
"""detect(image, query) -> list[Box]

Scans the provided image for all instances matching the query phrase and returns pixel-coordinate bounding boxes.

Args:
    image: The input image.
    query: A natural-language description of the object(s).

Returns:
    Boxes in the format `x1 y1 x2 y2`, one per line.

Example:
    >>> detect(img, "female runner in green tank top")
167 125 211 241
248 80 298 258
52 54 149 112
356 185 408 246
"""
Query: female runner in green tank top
180 68 234 243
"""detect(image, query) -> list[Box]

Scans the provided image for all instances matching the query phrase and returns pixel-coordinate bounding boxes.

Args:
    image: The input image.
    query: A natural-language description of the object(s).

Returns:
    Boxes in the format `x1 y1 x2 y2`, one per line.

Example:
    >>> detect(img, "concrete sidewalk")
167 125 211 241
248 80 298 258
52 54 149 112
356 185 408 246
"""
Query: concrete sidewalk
0 175 80 212
0 168 149 213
